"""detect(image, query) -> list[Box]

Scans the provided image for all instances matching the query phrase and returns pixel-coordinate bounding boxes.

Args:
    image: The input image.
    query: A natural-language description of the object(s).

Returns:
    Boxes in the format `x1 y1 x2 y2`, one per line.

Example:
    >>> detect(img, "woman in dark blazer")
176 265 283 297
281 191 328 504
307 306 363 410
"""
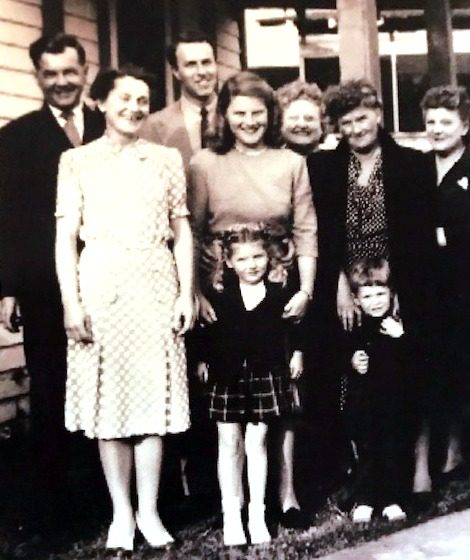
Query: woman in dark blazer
307 80 437 508
421 85 470 486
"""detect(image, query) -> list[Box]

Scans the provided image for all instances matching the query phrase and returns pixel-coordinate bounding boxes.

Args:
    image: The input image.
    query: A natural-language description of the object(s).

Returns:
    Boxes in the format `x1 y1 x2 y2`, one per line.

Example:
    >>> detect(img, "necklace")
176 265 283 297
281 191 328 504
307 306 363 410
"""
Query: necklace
234 144 268 156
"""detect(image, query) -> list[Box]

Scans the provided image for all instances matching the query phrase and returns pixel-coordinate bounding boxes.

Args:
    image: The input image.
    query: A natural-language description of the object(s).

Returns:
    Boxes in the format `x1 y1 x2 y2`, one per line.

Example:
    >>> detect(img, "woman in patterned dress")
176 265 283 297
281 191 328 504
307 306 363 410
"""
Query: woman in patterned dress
309 80 437 511
55 66 195 553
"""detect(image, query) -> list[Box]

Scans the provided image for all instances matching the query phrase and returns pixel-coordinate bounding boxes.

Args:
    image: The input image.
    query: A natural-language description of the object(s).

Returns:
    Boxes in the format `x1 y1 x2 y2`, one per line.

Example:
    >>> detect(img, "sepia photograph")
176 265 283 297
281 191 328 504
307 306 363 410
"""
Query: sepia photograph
1 1 470 558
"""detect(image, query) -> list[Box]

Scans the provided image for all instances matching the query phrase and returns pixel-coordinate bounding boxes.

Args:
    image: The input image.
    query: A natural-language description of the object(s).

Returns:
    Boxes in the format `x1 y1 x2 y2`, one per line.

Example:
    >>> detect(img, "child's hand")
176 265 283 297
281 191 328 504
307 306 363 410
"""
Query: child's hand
289 350 304 380
380 316 404 338
352 350 369 374
196 362 209 383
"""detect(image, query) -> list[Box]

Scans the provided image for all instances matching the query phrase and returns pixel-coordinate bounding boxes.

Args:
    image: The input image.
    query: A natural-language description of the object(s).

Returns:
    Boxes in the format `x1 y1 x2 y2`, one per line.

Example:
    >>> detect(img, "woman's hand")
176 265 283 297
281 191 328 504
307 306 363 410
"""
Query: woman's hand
337 271 360 331
198 292 217 324
64 303 93 343
196 362 209 383
282 290 309 322
289 350 304 380
173 294 196 335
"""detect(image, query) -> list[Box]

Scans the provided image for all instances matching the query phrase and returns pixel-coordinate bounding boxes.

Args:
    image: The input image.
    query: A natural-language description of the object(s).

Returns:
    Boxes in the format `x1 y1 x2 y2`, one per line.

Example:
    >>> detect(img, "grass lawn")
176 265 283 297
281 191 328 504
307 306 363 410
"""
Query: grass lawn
2 474 470 560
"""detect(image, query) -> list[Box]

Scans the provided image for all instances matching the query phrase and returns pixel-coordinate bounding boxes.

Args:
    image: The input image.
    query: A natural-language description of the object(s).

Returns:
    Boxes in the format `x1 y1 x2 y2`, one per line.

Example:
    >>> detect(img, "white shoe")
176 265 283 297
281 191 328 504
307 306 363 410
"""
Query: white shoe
352 504 373 524
222 498 247 546
135 512 174 548
106 518 136 551
382 504 407 522
248 503 271 544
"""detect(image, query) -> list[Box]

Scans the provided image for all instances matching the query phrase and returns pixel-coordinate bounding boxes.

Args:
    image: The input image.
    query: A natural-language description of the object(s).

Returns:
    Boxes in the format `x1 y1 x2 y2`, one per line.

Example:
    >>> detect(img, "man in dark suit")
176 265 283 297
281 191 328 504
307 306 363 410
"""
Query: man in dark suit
140 30 218 173
0 33 104 533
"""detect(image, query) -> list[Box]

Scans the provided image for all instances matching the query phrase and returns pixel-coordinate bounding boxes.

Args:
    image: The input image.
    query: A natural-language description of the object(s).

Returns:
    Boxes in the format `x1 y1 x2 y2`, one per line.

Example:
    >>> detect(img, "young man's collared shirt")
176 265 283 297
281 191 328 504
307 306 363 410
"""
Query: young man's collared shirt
180 93 216 152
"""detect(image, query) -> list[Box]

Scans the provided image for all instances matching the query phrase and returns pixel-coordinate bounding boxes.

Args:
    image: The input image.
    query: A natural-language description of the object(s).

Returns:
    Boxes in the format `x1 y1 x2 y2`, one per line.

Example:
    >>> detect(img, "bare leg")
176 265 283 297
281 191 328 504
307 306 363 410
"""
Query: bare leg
98 439 135 548
413 420 432 493
245 422 271 544
134 435 173 546
279 427 301 512
217 422 246 546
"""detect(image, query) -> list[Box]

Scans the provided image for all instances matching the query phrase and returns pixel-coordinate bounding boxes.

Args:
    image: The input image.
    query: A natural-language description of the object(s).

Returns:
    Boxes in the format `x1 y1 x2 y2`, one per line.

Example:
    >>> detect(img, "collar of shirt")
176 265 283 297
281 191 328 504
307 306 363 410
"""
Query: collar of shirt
49 102 85 141
180 94 217 151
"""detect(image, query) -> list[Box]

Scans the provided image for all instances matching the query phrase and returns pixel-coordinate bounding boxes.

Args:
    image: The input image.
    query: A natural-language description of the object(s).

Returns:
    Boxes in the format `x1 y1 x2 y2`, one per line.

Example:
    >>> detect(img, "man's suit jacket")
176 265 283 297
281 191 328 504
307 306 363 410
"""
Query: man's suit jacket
140 101 194 174
0 104 104 298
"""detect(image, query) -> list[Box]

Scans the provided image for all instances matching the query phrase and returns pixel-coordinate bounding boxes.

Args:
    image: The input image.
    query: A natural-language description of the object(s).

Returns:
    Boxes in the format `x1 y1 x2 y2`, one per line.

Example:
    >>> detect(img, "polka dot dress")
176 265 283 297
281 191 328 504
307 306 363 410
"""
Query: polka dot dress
56 138 190 439
345 152 389 269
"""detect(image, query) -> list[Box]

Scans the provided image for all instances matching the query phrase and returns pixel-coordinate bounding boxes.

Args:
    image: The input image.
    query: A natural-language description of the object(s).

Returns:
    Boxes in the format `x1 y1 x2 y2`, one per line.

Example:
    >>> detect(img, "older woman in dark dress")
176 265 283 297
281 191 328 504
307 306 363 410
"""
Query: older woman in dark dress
308 80 437 509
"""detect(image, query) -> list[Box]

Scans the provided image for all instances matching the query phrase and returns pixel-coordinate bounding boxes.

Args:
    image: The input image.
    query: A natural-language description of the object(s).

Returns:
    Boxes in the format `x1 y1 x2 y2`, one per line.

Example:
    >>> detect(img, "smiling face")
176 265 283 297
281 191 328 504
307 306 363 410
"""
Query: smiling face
35 46 87 111
226 95 269 150
355 285 392 318
173 41 217 103
424 107 469 157
281 98 322 152
227 240 269 285
338 106 381 154
99 76 150 140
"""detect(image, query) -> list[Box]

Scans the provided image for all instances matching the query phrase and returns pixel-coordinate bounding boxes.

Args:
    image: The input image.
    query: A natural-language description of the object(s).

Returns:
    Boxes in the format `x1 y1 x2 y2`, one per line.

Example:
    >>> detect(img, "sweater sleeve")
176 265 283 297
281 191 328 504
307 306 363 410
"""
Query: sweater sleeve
188 150 211 249
291 153 318 258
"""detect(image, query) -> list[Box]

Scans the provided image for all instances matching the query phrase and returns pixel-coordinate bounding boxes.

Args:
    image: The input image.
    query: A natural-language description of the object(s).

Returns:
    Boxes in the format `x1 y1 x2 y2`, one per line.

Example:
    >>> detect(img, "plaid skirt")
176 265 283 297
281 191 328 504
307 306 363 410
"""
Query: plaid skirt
208 363 294 423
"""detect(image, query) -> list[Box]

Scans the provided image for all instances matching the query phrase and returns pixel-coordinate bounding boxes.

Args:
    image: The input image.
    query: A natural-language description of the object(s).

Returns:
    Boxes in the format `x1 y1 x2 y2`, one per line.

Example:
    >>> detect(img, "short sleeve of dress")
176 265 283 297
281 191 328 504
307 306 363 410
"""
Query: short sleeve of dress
164 147 189 220
56 148 83 221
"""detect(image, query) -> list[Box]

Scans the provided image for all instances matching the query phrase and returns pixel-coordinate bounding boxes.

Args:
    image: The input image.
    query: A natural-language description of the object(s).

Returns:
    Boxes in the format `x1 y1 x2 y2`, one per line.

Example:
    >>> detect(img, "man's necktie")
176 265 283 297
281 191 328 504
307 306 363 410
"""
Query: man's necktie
200 105 209 149
61 110 82 147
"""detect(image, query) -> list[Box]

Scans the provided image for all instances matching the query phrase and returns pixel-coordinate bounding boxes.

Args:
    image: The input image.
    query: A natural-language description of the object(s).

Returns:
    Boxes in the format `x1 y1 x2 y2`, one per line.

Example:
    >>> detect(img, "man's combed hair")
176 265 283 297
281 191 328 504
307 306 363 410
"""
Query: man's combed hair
324 79 382 124
348 257 392 295
421 85 470 124
166 29 215 69
29 33 86 69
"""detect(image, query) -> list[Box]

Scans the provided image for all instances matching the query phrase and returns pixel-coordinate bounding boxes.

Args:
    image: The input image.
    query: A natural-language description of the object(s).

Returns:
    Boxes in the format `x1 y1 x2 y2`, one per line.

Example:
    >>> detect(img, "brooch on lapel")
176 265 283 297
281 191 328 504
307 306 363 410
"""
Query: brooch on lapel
457 176 469 190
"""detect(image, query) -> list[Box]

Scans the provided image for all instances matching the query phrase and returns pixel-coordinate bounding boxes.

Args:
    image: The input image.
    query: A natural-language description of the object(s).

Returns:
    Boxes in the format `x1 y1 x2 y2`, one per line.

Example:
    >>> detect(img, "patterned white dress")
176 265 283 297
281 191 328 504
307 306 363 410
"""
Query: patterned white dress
56 137 190 439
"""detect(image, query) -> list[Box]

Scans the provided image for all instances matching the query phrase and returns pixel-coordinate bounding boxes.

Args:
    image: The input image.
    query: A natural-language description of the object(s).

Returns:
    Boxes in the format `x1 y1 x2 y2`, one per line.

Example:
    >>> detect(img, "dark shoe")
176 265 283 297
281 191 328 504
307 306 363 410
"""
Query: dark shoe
409 492 434 516
280 508 311 530
436 462 469 486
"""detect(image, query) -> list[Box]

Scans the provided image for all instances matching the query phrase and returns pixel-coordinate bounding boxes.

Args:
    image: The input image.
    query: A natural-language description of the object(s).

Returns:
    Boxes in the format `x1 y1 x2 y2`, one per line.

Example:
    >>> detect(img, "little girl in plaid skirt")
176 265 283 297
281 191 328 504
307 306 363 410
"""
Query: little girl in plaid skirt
196 224 304 546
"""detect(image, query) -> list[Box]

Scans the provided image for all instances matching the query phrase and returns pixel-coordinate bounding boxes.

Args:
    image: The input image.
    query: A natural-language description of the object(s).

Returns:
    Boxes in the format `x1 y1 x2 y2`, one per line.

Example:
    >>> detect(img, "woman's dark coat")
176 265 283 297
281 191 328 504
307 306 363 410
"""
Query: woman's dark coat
308 129 437 348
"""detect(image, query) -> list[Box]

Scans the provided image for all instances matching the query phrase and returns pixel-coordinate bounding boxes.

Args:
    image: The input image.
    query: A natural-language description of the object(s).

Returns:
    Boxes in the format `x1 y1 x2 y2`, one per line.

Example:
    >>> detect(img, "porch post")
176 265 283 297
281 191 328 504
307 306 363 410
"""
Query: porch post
425 0 456 86
337 0 381 94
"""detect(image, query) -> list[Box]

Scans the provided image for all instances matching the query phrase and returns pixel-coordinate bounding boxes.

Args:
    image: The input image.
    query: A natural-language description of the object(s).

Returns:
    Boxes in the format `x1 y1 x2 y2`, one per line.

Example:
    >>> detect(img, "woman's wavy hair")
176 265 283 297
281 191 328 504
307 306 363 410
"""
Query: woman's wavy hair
276 79 323 111
89 64 156 102
324 79 382 125
421 85 470 128
209 71 281 154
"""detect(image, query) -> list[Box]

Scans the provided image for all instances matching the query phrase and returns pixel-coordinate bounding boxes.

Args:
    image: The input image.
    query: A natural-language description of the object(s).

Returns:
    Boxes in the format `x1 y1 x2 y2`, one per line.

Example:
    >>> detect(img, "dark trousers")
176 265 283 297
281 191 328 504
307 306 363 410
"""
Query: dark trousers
19 291 68 523
344 373 408 509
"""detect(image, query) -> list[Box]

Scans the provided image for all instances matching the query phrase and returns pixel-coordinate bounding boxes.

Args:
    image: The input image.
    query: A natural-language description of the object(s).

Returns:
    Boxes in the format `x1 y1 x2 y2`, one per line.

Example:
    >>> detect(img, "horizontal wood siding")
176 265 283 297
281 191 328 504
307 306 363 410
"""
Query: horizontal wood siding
0 0 42 120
